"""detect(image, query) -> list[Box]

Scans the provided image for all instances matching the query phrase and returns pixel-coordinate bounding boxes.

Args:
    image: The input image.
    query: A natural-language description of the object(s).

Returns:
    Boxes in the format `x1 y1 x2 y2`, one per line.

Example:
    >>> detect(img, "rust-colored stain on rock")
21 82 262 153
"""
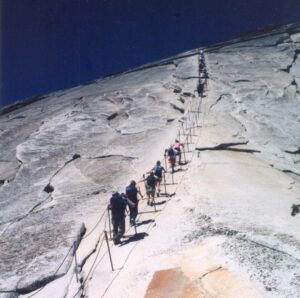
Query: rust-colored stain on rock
145 268 205 298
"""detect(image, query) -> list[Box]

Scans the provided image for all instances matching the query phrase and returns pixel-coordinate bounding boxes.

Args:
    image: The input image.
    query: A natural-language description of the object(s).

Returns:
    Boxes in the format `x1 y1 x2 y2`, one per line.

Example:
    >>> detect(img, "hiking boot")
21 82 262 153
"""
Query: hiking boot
113 238 120 245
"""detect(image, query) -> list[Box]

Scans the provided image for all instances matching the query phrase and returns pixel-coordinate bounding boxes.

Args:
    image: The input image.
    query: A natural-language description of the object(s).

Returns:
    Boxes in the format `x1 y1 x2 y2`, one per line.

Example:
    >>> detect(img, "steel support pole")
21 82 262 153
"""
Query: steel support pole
104 231 114 271
107 208 112 240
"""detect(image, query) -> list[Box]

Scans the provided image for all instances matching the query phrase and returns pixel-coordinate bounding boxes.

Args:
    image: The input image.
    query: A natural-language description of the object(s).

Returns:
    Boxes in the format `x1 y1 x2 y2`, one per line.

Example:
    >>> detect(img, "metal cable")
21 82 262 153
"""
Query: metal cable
82 208 107 240
101 59 208 297
73 54 208 297
71 232 106 298
27 244 75 298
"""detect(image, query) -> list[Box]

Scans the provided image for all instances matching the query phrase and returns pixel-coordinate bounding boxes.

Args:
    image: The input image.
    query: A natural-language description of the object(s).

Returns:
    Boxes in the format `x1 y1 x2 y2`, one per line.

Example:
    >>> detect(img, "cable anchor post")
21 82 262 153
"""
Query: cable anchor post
104 231 114 271
73 241 79 283
107 208 112 240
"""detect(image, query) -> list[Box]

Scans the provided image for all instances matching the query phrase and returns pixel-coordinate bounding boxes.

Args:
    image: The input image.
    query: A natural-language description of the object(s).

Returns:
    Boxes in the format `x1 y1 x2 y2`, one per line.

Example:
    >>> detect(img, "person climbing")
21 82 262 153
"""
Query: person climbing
125 180 143 226
150 160 165 196
108 191 134 245
165 145 176 173
173 139 184 164
141 172 156 206
291 204 300 216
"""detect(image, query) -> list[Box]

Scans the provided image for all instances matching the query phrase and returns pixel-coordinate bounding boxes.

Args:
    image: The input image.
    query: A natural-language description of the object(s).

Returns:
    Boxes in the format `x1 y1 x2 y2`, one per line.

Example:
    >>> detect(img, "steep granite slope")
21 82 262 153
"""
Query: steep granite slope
0 23 300 298
205 25 300 177
0 55 199 296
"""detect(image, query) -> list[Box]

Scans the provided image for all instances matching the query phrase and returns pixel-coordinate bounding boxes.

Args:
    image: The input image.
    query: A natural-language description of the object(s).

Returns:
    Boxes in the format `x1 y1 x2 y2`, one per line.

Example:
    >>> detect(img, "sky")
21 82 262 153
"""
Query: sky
1 0 300 106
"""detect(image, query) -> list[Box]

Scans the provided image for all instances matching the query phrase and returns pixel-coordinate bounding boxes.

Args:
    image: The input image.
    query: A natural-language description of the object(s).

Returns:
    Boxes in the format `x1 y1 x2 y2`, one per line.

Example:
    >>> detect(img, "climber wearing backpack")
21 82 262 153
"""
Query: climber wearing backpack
140 172 156 206
125 180 143 226
150 160 165 196
173 139 184 164
165 145 176 173
108 191 134 245
291 204 300 216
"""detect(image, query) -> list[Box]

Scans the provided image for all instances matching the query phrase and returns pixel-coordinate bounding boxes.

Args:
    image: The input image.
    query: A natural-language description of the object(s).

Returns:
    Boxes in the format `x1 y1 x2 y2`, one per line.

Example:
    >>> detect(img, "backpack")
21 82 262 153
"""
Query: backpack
111 193 126 211
168 147 176 157
146 174 156 187
154 165 162 177
126 185 137 200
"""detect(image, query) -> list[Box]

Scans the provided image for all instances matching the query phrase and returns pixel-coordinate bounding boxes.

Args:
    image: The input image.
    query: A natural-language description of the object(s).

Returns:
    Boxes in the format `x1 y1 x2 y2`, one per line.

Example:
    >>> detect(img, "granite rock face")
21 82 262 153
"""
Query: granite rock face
0 23 300 297
205 24 300 178
0 56 199 295
189 23 300 297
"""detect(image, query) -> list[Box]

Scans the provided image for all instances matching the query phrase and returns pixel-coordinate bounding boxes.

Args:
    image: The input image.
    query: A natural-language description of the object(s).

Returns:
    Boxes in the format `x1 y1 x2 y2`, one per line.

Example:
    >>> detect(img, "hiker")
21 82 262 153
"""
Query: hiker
291 204 300 216
200 71 207 78
141 172 156 206
173 139 184 164
165 145 176 173
125 180 143 226
150 161 165 196
108 191 134 245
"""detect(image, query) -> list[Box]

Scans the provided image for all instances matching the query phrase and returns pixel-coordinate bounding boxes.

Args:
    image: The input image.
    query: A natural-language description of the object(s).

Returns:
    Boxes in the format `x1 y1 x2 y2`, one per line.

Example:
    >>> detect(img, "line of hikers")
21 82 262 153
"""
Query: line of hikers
107 51 207 245
107 139 185 245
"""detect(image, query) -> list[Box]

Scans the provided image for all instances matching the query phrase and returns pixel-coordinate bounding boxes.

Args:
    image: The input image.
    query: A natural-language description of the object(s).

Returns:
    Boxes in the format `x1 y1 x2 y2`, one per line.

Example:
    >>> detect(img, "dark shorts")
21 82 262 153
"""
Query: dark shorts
145 183 155 195
155 175 162 182
168 157 176 165
128 197 138 204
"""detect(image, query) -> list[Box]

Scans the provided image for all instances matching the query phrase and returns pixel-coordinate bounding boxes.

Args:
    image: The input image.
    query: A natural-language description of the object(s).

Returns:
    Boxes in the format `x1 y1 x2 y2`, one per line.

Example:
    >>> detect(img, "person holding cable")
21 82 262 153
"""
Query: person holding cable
166 145 176 173
140 172 156 206
149 160 165 196
108 191 134 245
125 180 143 226
173 139 184 165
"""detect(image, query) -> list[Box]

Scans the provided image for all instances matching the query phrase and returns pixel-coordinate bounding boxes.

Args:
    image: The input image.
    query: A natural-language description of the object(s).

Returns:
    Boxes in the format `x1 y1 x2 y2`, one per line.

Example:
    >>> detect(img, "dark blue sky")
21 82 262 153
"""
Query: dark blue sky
1 0 300 106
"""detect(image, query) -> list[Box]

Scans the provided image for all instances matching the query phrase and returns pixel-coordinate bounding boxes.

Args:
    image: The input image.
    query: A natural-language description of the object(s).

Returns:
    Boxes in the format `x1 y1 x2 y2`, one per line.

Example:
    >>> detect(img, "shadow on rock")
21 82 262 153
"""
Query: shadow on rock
153 200 167 206
120 232 149 246
136 219 155 227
